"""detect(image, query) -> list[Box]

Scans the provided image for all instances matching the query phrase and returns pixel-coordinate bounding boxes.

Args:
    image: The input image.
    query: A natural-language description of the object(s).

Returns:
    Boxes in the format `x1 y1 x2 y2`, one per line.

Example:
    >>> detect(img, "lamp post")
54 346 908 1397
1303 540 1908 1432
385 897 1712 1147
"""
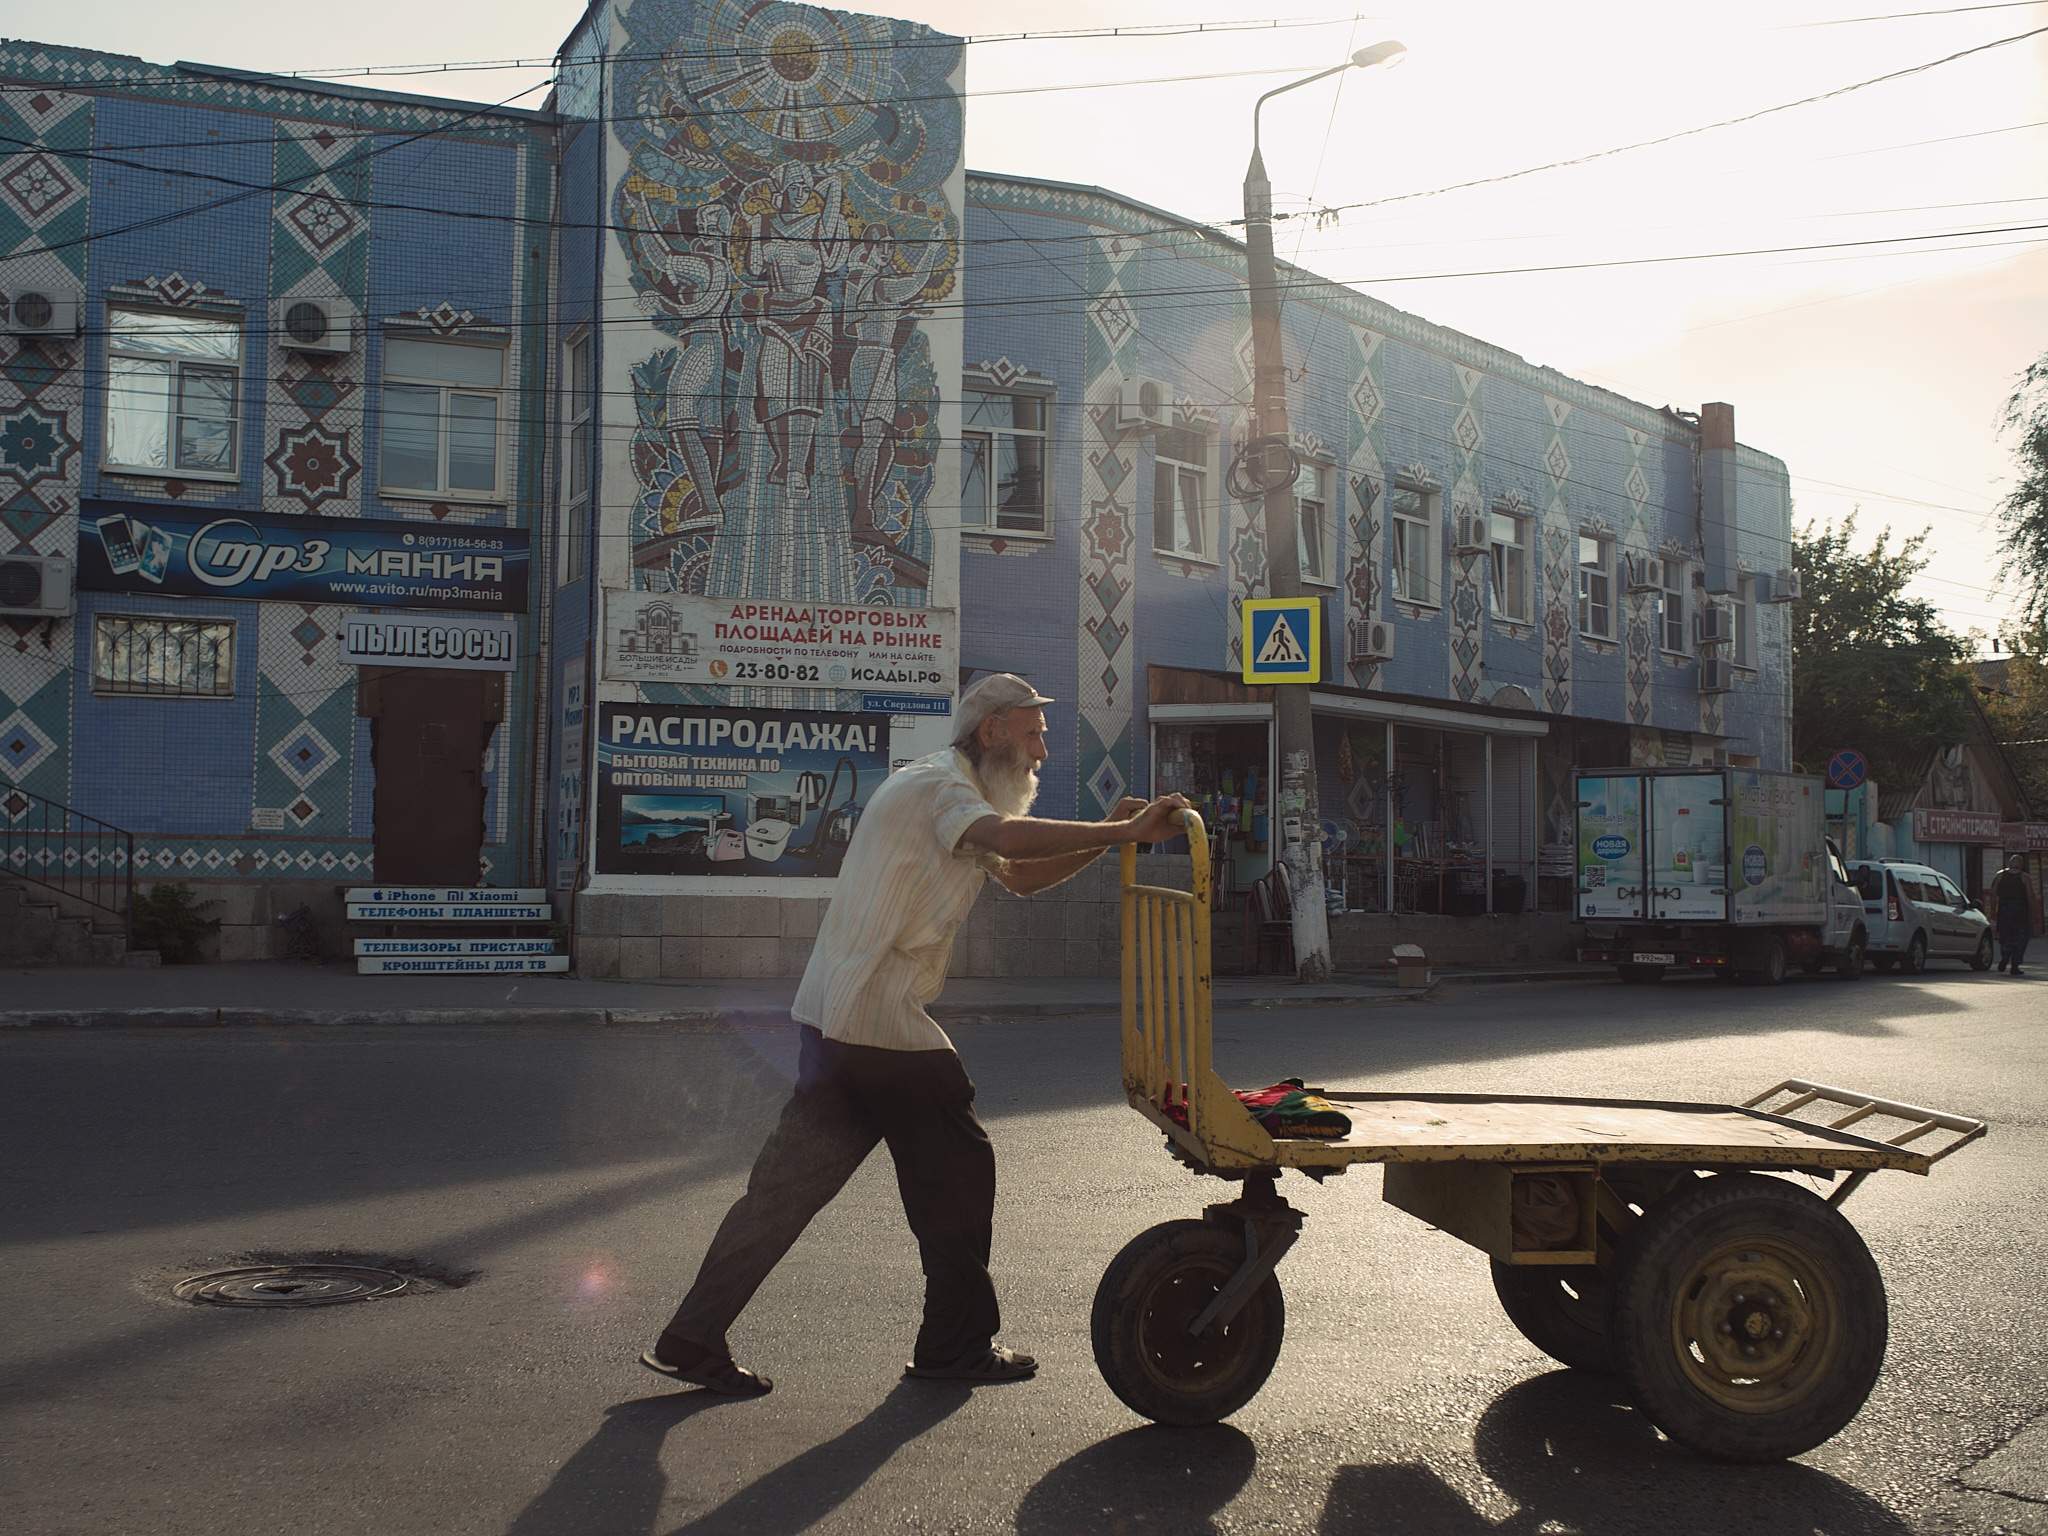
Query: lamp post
1242 41 1405 982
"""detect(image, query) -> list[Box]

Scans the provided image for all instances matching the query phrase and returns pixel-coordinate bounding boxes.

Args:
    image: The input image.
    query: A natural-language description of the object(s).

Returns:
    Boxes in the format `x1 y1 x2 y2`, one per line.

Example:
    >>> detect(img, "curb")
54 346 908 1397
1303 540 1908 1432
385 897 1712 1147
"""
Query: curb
0 971 1598 1029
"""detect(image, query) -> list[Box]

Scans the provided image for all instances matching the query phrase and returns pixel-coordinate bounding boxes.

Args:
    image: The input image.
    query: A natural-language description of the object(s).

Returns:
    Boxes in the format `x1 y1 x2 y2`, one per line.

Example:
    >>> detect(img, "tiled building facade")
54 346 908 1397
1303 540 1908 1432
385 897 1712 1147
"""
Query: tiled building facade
1 0 1795 970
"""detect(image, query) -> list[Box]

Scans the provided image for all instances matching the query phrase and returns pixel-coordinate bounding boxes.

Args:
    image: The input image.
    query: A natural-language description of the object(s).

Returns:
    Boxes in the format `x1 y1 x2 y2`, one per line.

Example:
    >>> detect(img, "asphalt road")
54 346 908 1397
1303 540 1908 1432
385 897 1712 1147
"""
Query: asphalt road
1 969 2042 1536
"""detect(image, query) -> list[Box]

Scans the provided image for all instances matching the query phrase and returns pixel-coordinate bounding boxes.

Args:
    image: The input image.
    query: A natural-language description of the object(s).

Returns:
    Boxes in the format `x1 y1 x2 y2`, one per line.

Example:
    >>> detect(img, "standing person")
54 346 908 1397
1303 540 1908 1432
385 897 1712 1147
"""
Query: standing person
641 674 1191 1395
1991 853 2033 976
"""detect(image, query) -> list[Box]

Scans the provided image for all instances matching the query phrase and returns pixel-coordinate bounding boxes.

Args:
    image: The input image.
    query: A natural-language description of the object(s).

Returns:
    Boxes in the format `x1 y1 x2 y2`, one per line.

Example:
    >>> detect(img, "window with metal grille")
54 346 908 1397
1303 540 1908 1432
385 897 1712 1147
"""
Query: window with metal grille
91 615 235 698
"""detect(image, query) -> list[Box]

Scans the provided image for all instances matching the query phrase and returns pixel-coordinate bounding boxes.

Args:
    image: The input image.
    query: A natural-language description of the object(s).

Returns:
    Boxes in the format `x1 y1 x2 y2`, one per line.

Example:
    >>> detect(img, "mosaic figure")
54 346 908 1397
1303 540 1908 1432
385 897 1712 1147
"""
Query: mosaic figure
633 192 736 527
742 163 847 501
844 223 945 538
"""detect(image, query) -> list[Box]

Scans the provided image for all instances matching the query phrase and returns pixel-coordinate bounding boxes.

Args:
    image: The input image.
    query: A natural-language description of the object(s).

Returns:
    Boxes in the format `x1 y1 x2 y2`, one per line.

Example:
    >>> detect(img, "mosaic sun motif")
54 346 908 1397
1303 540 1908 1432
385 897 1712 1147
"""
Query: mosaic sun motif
611 0 962 604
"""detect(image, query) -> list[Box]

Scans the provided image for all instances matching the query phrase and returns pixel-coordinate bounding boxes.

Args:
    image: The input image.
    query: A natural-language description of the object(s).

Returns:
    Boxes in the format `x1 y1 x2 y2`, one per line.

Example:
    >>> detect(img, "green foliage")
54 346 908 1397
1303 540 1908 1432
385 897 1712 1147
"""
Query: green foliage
1998 356 2048 632
1791 516 1973 791
132 882 222 965
1980 643 2048 814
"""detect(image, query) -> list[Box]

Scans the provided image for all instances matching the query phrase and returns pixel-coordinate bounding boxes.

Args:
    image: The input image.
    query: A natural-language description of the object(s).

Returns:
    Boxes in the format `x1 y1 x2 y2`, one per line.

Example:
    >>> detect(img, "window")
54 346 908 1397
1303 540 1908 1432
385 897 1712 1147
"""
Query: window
381 336 507 499
1734 573 1756 667
561 333 592 582
1488 509 1531 621
1659 559 1690 654
105 308 241 479
1295 461 1334 585
91 615 234 698
961 386 1049 535
1390 484 1437 605
1151 422 1212 560
1578 532 1615 639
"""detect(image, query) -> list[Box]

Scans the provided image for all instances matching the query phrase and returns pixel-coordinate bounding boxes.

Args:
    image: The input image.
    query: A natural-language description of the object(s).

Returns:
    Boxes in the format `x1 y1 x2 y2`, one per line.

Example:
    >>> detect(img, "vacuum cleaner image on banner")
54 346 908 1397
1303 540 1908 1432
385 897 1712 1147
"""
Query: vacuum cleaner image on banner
594 705 888 878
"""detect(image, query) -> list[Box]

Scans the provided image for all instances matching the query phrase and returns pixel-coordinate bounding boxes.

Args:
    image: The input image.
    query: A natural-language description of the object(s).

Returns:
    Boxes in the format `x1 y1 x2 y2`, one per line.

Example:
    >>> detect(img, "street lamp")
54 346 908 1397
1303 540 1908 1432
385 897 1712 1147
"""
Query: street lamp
1241 40 1405 982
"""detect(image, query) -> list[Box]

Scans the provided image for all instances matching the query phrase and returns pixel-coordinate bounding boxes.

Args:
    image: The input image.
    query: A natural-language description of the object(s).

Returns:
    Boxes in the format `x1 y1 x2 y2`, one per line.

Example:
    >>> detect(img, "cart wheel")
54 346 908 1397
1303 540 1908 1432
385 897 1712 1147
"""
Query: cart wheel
1835 931 1866 980
1092 1219 1285 1425
1491 1261 1613 1372
1970 934 1994 972
1609 1173 1887 1462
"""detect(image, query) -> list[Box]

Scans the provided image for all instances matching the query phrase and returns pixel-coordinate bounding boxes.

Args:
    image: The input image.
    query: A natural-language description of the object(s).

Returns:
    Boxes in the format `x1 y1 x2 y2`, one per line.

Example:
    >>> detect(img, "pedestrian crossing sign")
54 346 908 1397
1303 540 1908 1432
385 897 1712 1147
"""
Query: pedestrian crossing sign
1242 597 1321 684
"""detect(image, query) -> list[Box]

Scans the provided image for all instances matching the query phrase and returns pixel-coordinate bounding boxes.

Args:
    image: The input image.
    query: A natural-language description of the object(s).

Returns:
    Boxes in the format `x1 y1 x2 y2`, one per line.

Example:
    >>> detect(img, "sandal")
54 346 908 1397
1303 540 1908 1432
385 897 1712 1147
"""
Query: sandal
903 1344 1037 1383
638 1345 773 1396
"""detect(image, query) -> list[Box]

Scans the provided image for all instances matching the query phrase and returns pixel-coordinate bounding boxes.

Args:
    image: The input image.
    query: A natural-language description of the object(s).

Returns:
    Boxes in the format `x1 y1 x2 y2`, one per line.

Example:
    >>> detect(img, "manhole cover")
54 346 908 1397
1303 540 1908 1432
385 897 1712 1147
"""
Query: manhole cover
174 1264 409 1308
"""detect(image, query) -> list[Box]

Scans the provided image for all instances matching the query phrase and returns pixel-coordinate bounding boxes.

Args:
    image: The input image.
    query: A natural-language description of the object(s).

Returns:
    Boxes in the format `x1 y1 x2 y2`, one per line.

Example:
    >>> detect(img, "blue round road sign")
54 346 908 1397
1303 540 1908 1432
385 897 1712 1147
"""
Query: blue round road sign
1826 749 1868 791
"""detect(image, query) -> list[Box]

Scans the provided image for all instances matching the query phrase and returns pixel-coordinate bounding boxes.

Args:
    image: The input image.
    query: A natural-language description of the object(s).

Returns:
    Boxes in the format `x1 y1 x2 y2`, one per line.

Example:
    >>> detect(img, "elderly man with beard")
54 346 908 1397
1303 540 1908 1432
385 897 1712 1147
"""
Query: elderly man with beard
642 673 1190 1395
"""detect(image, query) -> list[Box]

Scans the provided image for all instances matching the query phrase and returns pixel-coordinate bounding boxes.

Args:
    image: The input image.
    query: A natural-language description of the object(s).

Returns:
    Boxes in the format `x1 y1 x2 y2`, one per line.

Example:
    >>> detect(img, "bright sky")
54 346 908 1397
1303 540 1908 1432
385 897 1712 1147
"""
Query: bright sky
26 0 2048 644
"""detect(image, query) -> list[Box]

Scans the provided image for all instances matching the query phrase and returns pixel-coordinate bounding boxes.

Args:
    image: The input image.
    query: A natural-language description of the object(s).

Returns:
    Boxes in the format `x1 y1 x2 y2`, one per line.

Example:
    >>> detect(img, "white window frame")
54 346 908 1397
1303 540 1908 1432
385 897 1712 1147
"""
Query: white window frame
560 330 592 583
1151 423 1216 564
1487 506 1532 622
1296 460 1336 587
961 378 1053 538
1390 483 1438 607
103 306 243 483
1577 530 1615 640
1658 558 1691 655
90 613 236 699
379 334 509 502
1734 572 1757 669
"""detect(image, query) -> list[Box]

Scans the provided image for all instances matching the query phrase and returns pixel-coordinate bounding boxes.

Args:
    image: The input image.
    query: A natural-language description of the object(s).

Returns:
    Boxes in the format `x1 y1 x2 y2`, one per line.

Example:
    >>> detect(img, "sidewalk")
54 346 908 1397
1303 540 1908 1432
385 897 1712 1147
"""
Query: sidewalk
0 958 1607 1028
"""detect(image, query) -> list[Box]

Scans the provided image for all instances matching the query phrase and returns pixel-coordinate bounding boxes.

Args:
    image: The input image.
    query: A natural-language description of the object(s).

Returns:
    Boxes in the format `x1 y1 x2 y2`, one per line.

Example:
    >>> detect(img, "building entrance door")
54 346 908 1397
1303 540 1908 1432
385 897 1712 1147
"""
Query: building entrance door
365 668 500 884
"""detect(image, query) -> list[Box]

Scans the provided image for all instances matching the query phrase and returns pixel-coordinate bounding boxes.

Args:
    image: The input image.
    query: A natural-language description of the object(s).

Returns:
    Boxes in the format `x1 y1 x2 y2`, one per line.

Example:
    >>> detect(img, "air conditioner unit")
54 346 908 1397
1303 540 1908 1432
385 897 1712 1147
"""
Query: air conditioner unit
1452 510 1488 554
0 554 74 618
276 296 357 354
1625 553 1662 593
1349 616 1395 661
1115 375 1171 432
1695 601 1733 647
1700 656 1733 694
5 285 82 338
1765 566 1802 602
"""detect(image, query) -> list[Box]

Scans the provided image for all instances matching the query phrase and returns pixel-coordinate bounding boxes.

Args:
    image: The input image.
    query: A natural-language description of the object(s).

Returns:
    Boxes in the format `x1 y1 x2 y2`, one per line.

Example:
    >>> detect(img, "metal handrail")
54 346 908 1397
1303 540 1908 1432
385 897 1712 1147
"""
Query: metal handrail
0 784 136 943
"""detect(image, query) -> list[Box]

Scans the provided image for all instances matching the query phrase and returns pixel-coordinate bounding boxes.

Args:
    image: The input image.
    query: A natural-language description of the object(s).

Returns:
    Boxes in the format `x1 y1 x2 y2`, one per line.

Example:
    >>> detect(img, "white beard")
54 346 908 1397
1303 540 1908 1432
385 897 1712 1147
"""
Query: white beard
981 746 1041 820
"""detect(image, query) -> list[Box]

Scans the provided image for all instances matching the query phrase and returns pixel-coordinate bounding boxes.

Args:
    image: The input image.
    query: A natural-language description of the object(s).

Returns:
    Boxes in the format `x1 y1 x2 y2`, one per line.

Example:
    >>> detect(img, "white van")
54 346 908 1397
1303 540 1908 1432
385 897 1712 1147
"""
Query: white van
1843 859 1995 974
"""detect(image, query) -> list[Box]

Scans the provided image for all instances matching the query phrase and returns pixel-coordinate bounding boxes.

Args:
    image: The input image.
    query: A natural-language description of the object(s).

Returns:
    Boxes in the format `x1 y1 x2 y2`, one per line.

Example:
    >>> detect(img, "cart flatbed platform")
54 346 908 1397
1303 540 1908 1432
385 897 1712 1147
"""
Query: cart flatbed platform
1171 1091 1937 1172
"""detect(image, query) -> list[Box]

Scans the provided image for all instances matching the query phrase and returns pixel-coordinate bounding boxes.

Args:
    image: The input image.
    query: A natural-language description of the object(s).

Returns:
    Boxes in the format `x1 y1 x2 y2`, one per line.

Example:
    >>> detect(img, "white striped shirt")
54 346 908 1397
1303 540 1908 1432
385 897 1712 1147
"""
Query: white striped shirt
791 748 999 1052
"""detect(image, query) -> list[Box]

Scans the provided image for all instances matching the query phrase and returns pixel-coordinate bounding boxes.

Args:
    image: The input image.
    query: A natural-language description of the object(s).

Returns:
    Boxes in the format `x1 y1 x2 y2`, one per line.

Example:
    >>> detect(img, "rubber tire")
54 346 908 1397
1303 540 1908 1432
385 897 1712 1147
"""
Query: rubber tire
1971 934 1995 972
1835 929 1866 980
1744 935 1788 986
1901 932 1928 975
1617 964 1666 985
1492 1261 1613 1372
1870 955 1898 974
1609 1173 1887 1463
1092 1219 1286 1426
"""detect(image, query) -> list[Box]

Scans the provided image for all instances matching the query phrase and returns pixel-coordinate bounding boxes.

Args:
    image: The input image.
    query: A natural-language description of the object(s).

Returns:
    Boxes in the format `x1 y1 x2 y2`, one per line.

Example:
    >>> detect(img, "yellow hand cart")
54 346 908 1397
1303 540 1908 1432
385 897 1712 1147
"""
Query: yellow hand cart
1097 812 1986 1463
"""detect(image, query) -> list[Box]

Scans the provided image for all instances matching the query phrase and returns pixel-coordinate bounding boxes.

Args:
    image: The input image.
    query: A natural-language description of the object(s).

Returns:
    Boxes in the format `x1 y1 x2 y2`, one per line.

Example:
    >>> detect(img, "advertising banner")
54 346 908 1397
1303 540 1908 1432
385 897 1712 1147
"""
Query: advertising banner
1729 771 1825 925
1915 808 2004 844
77 501 529 613
342 612 517 671
594 704 889 878
1575 773 1645 920
604 591 955 696
1647 772 1728 922
2002 822 2048 852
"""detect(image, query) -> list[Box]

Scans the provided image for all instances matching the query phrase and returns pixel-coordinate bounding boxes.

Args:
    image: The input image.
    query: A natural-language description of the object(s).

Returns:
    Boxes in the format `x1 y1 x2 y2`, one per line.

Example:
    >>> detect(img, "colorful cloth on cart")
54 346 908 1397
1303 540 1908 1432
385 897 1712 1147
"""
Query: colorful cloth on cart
1163 1079 1352 1139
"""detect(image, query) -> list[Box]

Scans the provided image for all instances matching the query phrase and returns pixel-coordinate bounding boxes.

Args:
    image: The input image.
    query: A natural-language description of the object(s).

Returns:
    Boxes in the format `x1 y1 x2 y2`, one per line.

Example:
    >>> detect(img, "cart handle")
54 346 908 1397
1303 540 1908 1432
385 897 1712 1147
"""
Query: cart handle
1742 1078 1988 1165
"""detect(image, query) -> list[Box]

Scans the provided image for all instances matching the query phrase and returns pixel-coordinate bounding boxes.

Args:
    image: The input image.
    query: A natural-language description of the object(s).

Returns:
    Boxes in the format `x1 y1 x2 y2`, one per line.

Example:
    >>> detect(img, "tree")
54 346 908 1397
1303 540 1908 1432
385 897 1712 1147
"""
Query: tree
1791 516 1973 791
1979 636 2048 815
1998 354 2048 631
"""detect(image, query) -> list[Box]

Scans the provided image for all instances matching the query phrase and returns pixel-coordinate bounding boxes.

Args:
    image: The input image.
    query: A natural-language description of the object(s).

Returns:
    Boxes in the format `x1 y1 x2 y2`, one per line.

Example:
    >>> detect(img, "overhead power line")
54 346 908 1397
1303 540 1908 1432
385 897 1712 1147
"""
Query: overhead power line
1289 22 2048 226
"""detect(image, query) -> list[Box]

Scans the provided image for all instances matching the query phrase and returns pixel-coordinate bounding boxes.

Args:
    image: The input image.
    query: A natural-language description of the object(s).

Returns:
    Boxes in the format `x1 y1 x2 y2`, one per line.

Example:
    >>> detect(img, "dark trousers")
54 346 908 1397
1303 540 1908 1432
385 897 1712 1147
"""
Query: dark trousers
1999 918 2029 970
662 1024 999 1369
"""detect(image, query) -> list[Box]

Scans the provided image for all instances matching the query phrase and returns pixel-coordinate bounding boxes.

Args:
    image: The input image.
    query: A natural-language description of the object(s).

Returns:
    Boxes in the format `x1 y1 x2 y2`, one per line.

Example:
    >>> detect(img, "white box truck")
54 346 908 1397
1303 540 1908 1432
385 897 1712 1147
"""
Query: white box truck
1573 767 1868 984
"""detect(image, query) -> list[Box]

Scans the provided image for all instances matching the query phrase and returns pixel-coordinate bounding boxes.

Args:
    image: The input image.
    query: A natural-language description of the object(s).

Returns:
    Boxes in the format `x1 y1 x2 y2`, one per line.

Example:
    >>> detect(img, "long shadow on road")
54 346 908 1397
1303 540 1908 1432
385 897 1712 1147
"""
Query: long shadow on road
1319 1370 1910 1535
1016 1423 1257 1535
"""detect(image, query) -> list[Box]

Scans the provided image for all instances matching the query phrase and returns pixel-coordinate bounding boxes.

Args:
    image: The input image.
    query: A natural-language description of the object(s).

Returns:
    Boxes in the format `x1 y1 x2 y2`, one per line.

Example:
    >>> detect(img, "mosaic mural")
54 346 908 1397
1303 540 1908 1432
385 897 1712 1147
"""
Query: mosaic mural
610 0 963 607
1448 362 1485 703
1342 323 1384 689
0 85 91 822
1622 422 1653 725
1076 231 1142 814
1540 394 1575 716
